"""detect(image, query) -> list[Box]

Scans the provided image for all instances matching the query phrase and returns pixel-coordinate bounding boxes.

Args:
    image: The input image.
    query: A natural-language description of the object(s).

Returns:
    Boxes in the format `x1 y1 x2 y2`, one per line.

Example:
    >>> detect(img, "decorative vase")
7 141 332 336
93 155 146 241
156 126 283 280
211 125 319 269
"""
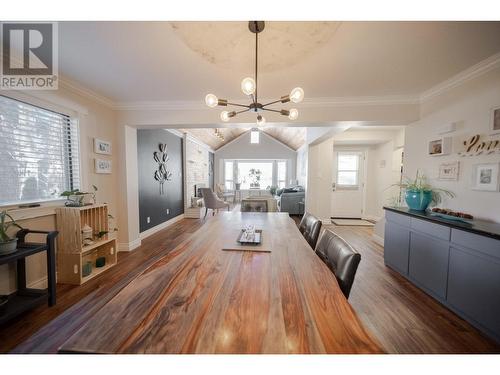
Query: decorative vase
405 190 432 211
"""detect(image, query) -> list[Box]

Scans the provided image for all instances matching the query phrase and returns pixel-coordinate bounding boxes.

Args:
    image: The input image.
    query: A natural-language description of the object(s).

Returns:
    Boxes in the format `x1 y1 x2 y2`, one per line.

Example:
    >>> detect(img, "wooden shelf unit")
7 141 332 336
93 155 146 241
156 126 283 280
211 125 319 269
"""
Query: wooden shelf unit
56 204 117 285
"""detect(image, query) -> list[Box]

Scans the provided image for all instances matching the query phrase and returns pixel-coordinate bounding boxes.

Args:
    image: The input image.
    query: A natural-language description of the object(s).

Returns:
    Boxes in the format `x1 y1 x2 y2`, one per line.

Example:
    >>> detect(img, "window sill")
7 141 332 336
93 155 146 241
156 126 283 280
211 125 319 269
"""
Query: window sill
1 199 67 222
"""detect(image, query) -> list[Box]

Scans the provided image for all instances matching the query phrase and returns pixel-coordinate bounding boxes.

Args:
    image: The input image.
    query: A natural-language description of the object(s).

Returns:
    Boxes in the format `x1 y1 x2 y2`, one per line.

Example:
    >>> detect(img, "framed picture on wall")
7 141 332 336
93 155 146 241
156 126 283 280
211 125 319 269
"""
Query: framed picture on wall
471 163 499 191
438 161 459 181
94 138 112 155
491 106 500 134
95 159 112 174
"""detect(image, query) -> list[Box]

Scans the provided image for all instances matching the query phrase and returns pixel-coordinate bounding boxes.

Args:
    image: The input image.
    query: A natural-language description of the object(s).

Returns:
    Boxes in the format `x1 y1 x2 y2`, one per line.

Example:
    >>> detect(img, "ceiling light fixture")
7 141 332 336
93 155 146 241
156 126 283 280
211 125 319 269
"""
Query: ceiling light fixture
205 21 304 125
214 128 225 141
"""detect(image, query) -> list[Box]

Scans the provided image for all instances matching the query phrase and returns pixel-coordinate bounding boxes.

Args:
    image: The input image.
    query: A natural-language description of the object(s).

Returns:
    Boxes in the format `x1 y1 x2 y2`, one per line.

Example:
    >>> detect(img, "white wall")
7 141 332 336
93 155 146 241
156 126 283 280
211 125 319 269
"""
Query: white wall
405 67 500 223
306 137 334 221
214 131 297 186
296 144 308 188
364 140 404 219
184 136 210 208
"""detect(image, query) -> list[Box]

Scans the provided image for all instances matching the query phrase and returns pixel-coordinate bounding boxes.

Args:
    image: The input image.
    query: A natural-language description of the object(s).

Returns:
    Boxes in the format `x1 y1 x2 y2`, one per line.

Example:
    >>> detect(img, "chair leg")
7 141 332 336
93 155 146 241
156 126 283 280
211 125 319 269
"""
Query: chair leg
204 208 208 219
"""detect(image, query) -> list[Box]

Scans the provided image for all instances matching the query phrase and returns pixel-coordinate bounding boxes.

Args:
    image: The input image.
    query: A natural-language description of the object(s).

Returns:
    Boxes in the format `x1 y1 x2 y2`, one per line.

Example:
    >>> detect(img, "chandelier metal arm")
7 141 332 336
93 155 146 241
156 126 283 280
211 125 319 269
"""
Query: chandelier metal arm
225 102 251 108
235 108 251 115
261 108 284 114
261 99 283 107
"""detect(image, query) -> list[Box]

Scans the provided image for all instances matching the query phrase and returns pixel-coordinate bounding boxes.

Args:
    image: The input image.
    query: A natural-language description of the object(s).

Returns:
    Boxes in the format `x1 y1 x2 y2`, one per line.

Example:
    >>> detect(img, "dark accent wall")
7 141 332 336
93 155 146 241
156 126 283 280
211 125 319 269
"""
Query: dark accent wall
209 151 214 190
137 129 184 233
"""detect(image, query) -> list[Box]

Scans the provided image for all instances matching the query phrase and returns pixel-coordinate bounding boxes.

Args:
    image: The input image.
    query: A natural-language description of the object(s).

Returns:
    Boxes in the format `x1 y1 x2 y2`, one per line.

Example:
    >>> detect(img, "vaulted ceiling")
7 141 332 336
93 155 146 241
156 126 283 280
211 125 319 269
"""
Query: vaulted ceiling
180 127 306 151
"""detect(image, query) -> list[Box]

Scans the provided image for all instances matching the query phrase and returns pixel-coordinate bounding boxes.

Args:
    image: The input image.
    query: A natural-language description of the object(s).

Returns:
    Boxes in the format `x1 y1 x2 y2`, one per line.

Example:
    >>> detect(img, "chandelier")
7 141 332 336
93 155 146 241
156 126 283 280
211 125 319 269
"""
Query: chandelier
205 21 304 125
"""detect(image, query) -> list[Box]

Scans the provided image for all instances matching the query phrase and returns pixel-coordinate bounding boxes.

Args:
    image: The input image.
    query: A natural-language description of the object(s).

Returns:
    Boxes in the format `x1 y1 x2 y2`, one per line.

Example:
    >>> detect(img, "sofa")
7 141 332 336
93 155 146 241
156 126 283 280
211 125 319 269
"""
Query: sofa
276 186 305 215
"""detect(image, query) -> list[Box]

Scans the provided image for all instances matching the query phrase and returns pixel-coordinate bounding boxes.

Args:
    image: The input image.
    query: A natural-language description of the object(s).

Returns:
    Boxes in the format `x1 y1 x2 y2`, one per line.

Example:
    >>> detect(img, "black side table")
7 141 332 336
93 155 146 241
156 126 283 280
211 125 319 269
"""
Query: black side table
0 229 58 325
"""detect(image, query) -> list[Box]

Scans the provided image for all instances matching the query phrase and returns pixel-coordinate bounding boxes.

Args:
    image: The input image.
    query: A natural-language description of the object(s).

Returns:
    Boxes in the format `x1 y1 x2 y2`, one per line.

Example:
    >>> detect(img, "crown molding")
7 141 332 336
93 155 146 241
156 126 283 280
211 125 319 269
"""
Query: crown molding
183 132 215 153
58 76 115 108
419 52 500 103
113 94 420 112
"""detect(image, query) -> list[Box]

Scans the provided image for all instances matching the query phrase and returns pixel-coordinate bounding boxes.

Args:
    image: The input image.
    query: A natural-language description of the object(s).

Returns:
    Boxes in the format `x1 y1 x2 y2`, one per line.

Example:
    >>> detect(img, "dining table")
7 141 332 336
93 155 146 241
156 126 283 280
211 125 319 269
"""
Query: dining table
58 212 383 354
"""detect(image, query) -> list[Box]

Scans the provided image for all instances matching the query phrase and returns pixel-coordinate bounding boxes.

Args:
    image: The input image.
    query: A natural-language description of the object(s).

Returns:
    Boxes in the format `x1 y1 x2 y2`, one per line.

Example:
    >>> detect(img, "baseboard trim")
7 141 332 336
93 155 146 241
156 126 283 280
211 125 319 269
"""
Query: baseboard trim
118 238 142 252
139 214 185 241
362 215 382 222
28 275 48 289
372 233 384 247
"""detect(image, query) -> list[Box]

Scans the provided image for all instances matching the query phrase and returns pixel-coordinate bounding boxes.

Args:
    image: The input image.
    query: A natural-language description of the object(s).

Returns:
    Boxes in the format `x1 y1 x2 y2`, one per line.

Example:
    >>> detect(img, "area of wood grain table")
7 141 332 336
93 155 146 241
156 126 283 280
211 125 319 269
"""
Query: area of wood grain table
58 212 383 354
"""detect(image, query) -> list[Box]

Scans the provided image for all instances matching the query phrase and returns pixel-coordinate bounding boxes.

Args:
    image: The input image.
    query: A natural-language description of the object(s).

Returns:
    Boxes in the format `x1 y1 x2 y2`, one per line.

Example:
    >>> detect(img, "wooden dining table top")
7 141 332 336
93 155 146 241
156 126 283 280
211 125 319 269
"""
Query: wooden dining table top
58 212 383 354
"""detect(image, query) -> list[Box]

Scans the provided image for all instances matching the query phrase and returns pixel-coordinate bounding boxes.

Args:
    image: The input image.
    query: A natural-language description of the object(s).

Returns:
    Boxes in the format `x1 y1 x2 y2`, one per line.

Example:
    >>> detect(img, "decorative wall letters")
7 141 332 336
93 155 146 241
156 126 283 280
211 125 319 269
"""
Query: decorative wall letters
459 134 500 157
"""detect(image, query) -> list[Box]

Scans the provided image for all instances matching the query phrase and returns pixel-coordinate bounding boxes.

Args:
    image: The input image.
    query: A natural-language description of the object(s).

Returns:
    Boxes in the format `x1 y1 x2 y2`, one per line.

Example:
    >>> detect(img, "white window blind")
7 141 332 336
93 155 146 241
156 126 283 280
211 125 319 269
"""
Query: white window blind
0 95 80 205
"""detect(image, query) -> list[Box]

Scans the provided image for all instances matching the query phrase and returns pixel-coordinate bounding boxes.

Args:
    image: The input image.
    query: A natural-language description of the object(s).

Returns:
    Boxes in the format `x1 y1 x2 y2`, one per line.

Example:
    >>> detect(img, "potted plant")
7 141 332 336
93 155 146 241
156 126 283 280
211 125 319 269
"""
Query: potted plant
392 170 455 211
248 168 262 188
268 185 278 196
0 210 23 255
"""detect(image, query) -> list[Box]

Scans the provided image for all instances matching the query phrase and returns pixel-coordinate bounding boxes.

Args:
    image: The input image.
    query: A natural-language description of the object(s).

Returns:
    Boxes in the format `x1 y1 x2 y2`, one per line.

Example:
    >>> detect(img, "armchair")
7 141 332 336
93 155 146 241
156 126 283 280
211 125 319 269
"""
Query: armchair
200 188 230 218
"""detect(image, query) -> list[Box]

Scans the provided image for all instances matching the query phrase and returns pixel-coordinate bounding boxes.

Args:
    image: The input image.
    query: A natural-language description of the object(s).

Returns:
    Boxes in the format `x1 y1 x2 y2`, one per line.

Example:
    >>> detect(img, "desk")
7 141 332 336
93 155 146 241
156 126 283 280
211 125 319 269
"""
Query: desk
0 230 58 325
59 212 381 353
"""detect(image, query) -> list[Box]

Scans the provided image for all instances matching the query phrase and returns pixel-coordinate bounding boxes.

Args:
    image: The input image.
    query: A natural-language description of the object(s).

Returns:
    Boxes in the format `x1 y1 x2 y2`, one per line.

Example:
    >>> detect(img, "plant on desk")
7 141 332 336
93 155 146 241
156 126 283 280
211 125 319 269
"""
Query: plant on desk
391 170 455 211
60 187 94 207
0 210 23 255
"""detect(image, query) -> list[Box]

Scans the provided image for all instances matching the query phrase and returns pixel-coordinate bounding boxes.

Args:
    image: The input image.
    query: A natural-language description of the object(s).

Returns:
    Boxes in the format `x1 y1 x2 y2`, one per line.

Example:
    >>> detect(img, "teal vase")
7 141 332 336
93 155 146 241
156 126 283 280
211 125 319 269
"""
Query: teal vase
405 190 432 211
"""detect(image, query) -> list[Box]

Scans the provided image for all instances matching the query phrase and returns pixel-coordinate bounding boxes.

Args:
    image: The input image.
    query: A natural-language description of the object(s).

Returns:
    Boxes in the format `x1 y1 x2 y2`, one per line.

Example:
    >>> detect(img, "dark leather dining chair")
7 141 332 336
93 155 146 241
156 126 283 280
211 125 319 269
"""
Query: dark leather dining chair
298 212 322 250
314 229 361 299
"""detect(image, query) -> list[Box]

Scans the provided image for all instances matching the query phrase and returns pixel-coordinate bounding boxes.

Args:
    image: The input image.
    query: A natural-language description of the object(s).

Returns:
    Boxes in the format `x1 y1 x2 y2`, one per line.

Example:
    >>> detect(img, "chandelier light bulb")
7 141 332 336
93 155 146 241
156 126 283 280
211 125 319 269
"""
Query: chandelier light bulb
220 111 230 122
241 77 256 96
288 108 299 120
290 87 304 103
205 93 218 108
256 115 266 125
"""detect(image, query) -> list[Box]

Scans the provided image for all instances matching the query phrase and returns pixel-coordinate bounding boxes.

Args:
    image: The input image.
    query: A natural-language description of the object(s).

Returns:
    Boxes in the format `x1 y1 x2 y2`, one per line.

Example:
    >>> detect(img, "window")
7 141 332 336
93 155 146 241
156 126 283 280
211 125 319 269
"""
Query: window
224 161 234 190
337 152 360 188
250 130 260 144
237 162 273 189
277 161 287 188
0 95 80 205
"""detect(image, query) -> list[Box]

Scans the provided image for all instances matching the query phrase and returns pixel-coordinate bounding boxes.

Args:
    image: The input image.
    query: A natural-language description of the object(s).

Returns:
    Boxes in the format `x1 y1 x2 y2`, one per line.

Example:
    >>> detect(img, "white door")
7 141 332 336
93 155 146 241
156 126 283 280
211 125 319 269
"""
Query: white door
331 150 365 218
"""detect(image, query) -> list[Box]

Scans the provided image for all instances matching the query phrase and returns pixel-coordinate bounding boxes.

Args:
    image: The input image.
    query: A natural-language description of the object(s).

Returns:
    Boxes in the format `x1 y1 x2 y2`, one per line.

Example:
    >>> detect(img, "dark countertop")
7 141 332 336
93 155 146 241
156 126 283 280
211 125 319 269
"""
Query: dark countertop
384 206 500 240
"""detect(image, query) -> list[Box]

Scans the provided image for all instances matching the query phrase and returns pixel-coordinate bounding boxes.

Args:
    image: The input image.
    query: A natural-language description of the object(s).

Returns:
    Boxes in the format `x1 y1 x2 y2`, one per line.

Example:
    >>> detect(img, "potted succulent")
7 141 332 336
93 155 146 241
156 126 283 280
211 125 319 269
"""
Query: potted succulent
392 170 455 211
0 210 23 255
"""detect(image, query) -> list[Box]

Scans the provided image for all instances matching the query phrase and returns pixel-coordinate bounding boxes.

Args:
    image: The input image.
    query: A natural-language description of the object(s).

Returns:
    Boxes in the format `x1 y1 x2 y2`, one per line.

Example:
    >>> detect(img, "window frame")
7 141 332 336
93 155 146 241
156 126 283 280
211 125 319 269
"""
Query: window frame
0 94 81 208
222 159 288 190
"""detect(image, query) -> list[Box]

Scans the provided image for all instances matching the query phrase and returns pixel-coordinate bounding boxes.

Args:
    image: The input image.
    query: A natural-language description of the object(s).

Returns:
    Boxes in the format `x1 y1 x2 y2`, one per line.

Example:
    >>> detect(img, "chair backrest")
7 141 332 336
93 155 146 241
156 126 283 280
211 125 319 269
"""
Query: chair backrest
314 229 361 299
200 188 218 209
298 212 322 249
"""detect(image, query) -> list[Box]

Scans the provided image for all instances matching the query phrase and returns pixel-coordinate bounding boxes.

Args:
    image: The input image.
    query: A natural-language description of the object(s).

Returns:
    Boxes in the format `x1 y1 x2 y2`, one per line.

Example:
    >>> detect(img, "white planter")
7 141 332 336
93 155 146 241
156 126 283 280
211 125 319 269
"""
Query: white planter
0 238 18 255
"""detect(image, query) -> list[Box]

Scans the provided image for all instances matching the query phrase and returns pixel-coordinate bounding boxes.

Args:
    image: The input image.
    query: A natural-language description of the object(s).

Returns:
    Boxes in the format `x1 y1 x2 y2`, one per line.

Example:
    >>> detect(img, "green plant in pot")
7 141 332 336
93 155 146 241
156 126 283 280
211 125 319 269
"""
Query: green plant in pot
392 170 455 211
0 211 23 255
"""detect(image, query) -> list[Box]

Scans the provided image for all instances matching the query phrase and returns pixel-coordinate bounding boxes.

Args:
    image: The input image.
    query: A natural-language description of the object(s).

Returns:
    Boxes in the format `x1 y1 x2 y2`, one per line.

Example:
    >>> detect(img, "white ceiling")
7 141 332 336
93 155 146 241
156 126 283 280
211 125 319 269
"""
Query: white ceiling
57 21 500 103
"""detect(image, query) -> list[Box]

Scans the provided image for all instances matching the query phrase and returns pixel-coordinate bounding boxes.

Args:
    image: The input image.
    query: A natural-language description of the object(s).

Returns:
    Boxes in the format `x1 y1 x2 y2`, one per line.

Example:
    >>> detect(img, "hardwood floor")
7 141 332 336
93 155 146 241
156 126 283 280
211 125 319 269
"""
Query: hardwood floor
1 213 499 353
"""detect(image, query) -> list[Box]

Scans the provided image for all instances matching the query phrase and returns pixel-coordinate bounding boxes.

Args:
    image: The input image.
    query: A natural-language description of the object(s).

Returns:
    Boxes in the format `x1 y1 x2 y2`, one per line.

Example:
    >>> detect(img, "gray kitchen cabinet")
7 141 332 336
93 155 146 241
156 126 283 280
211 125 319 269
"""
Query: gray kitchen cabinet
384 221 410 274
447 247 500 340
409 232 449 299
383 207 500 344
